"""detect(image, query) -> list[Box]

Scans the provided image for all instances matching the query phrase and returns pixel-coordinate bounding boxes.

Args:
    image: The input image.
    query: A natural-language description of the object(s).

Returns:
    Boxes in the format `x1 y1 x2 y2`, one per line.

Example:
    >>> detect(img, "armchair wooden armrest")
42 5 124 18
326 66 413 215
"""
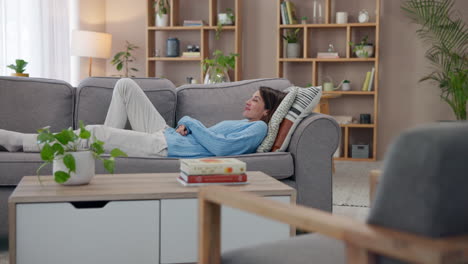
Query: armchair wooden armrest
198 186 468 264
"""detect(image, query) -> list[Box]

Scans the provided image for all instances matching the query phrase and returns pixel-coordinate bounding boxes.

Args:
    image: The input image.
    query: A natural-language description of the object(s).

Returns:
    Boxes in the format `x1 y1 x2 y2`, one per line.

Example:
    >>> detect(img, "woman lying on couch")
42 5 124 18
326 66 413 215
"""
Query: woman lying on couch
0 78 285 158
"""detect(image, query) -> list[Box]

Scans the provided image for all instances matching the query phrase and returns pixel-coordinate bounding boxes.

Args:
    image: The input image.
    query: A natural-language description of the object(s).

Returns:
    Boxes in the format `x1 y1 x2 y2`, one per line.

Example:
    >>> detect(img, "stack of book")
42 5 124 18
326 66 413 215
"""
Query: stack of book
183 20 204 26
280 1 297 25
317 52 340 59
177 158 248 186
182 52 201 57
361 67 375 91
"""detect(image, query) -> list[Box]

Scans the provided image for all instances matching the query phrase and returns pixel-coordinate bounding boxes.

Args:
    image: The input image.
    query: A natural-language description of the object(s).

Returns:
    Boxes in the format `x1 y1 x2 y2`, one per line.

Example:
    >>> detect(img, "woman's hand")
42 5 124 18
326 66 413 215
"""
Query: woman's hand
176 125 188 136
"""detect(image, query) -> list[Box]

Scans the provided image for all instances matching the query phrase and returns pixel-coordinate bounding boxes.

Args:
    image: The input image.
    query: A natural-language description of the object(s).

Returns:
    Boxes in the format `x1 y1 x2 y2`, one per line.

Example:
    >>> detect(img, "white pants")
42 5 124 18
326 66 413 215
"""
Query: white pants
24 78 169 157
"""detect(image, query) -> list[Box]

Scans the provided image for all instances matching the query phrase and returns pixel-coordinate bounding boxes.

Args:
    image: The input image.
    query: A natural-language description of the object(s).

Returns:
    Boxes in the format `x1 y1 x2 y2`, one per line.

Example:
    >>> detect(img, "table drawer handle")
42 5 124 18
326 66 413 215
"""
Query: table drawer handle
70 201 109 209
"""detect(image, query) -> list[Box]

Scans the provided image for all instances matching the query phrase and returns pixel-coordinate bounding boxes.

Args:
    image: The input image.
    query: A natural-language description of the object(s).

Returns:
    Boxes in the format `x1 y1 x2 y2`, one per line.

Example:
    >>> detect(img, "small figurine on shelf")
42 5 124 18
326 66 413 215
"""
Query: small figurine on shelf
327 44 335 52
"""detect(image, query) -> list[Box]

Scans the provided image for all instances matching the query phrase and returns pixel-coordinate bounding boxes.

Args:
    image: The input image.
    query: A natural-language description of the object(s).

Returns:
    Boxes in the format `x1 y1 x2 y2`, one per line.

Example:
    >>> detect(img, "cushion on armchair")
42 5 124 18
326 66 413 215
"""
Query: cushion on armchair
272 86 322 152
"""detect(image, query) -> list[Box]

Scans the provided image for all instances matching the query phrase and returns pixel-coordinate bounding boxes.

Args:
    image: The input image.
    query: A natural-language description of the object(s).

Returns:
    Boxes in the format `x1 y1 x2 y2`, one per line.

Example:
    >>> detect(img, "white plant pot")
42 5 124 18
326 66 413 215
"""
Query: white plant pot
355 45 374 58
53 151 95 186
218 13 233 25
156 14 169 27
287 43 301 58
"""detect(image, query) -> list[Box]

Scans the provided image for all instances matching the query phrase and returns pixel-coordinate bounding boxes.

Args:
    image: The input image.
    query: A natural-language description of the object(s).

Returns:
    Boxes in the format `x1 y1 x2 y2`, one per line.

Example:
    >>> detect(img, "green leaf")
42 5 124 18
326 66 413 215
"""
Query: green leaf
63 154 76 173
37 131 55 144
40 144 54 162
103 158 115 174
91 141 105 155
54 171 70 183
54 129 73 145
110 148 127 158
117 62 123 71
51 143 64 155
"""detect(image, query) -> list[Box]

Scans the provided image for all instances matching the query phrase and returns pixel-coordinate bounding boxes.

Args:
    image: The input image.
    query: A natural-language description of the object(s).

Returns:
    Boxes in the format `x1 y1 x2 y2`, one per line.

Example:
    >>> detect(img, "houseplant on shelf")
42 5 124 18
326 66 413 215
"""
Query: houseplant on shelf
7 59 29 77
111 41 139 78
402 0 468 120
36 121 127 185
216 8 235 40
282 28 302 58
202 49 238 84
154 0 170 27
349 35 374 58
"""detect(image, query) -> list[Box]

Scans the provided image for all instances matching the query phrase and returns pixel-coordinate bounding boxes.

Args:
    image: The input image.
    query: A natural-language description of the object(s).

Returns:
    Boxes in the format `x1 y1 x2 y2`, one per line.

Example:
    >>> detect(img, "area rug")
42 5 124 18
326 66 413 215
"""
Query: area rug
333 160 383 207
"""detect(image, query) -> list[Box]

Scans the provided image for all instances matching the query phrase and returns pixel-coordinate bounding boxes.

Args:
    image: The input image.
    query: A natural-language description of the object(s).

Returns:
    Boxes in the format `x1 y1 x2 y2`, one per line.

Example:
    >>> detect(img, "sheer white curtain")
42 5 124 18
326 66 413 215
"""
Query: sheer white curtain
0 0 71 82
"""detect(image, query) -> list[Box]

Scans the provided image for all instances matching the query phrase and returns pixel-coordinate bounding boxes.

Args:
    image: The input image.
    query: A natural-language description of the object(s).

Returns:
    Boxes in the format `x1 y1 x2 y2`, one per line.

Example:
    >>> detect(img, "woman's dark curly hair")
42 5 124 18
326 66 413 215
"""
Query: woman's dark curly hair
258 86 287 123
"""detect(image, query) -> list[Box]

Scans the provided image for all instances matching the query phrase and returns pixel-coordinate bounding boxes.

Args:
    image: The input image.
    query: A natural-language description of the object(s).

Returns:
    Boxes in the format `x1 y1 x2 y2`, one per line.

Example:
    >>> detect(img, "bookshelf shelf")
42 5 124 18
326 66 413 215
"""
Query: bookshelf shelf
146 0 242 83
277 0 380 161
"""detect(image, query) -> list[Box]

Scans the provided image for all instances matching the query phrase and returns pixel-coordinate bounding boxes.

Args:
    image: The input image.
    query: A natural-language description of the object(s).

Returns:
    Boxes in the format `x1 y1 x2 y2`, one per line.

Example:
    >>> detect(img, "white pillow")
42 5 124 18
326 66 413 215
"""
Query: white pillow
271 86 322 152
256 87 298 152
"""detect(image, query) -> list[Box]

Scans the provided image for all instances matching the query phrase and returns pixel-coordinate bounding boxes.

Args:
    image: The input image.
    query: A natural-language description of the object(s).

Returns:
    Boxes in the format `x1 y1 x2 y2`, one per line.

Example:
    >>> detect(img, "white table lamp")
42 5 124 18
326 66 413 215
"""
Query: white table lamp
71 30 112 76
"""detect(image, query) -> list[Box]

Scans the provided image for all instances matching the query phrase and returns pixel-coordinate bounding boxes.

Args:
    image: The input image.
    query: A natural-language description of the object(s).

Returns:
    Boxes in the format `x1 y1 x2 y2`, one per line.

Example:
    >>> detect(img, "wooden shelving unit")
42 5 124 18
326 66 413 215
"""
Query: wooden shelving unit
277 0 380 161
146 0 242 82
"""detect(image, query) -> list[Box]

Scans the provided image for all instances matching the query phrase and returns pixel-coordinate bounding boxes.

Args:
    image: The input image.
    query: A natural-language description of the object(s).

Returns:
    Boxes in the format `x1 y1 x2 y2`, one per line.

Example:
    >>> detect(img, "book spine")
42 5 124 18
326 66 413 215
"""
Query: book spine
286 1 294 24
182 174 247 183
289 1 297 24
280 2 287 25
180 163 246 175
282 2 289 24
362 71 371 91
367 67 375 91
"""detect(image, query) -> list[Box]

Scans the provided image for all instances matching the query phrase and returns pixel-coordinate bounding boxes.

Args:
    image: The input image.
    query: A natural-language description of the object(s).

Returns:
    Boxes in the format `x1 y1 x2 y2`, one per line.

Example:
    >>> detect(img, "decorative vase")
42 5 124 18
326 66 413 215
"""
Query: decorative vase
204 67 230 84
166 37 180 57
53 151 95 186
217 13 233 25
355 45 374 58
156 14 169 27
287 43 301 58
11 73 29 77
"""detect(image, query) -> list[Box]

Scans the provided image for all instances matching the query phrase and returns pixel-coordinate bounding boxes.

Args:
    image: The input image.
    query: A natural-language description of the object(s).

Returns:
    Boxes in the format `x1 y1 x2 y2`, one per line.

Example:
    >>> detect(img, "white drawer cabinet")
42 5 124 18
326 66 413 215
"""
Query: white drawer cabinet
16 200 160 264
160 196 291 264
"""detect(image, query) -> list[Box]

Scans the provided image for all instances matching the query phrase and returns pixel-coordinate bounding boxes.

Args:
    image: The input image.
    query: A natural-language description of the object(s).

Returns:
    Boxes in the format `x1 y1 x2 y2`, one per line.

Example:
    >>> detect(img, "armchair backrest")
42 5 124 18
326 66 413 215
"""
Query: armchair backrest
367 122 468 263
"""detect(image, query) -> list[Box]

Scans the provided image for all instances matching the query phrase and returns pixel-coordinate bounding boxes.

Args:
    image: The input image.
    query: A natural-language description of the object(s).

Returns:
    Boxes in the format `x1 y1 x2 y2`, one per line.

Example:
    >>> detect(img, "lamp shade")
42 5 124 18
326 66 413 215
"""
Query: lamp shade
71 30 112 59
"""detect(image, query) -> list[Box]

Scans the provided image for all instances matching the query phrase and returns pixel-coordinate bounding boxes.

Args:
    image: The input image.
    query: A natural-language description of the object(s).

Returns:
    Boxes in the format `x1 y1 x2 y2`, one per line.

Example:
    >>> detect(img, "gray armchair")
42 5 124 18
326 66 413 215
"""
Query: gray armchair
198 122 468 264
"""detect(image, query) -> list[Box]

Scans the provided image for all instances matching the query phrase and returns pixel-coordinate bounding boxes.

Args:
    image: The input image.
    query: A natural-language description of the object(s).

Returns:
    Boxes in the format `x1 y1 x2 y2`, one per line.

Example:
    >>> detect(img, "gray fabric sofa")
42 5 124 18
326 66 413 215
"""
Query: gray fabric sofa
0 76 340 239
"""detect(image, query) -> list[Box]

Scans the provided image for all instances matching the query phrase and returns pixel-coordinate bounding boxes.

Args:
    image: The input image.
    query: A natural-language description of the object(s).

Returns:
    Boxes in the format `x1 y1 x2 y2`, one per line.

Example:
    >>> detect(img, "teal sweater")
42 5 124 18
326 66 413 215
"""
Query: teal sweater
164 116 268 158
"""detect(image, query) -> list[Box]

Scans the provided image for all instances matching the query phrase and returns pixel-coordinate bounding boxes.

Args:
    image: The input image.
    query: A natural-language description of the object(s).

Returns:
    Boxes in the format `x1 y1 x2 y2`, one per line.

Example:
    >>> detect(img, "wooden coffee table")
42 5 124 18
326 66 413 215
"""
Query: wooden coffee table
9 171 296 264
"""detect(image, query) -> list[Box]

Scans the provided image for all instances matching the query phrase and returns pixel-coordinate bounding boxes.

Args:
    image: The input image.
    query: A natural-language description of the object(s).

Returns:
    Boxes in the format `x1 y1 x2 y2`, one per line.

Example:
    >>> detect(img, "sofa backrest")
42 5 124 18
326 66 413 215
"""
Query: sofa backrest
175 78 292 126
0 76 74 133
75 77 177 128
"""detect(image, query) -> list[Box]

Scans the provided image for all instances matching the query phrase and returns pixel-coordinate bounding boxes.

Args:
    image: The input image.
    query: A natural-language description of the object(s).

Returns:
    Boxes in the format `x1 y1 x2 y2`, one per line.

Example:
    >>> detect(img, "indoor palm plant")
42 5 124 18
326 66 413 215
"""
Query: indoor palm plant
202 49 238 84
282 28 302 58
36 121 127 185
402 0 468 120
7 59 29 77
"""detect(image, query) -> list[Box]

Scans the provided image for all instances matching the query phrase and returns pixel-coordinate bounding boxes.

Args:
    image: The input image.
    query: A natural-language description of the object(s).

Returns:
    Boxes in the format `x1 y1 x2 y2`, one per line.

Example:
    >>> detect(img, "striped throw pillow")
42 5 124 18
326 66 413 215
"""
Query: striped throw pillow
256 87 299 152
272 86 322 152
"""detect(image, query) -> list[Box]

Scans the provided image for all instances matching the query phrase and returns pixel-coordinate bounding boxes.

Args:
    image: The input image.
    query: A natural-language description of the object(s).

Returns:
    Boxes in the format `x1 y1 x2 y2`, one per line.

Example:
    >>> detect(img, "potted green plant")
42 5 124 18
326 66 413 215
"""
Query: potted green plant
216 8 235 40
402 0 468 120
202 49 238 84
154 0 170 27
301 16 308 24
349 35 374 58
7 59 29 77
282 28 302 58
111 41 139 77
36 121 127 185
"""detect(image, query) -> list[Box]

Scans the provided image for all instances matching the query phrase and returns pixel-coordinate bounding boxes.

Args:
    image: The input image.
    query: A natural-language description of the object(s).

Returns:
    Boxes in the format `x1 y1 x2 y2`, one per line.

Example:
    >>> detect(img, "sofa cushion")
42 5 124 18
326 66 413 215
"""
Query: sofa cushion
222 233 345 264
257 87 298 153
75 77 177 128
0 76 74 133
175 78 292 127
272 86 322 152
0 151 294 186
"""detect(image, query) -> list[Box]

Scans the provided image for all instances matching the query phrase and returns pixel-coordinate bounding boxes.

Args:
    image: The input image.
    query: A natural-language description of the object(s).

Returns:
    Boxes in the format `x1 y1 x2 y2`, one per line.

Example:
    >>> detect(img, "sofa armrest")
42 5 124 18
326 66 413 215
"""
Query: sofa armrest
287 113 340 211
